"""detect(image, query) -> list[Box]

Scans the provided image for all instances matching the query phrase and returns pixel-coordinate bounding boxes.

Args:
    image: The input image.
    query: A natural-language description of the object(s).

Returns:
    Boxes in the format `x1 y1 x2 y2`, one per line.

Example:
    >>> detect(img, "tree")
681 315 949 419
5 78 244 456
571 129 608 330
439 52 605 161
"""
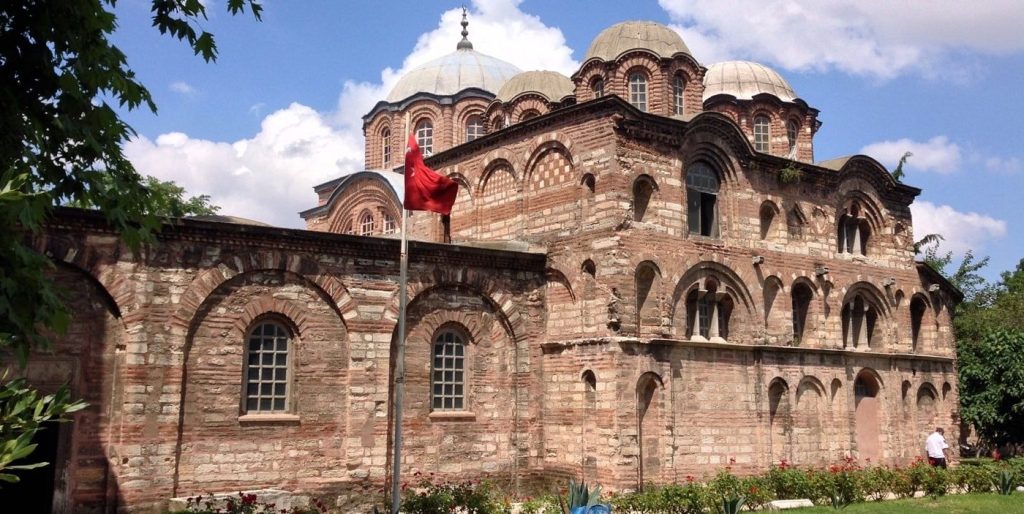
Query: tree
67 175 220 217
891 151 912 183
1 0 259 480
957 329 1024 448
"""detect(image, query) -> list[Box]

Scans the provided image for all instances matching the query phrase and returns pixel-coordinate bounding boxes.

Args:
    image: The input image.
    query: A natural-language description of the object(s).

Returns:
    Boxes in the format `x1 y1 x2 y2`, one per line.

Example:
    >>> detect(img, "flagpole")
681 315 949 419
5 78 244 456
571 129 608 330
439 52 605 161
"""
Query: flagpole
390 207 409 514
391 114 412 514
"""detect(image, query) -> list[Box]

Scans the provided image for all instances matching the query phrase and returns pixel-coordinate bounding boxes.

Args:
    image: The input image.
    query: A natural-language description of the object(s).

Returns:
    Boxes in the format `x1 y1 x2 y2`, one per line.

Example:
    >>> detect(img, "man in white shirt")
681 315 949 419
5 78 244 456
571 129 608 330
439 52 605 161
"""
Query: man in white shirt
925 427 950 468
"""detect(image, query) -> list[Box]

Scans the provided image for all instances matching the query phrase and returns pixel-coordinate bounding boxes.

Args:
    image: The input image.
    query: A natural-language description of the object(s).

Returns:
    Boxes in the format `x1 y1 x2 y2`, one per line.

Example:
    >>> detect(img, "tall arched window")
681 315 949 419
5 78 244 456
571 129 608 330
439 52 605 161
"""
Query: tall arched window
628 72 647 112
381 127 392 168
685 163 720 237
383 213 397 235
792 283 813 343
786 120 799 155
415 119 434 156
432 329 467 410
592 77 604 98
838 205 870 255
632 176 655 222
685 280 732 340
244 321 291 413
672 74 685 116
842 294 878 348
910 295 927 350
359 210 374 236
465 115 484 142
754 115 771 153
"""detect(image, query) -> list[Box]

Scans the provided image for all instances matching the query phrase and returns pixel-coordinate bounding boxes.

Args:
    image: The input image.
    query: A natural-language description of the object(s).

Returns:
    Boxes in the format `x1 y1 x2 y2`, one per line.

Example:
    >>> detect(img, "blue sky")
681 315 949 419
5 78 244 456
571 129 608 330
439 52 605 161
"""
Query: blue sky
109 0 1024 280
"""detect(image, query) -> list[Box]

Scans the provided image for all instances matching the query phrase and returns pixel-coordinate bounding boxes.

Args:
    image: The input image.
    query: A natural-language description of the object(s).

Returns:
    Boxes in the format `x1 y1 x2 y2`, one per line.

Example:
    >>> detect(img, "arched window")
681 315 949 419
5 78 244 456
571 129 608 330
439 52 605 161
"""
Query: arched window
838 205 870 255
759 201 777 240
383 213 397 235
415 119 434 156
685 163 720 237
672 74 685 116
628 72 647 112
592 77 604 98
432 329 466 410
754 115 771 153
520 109 540 122
244 321 291 413
359 211 374 236
786 120 799 155
910 295 927 350
842 294 878 348
632 176 655 222
685 280 732 340
465 115 484 142
792 283 813 343
381 127 392 168
787 206 806 239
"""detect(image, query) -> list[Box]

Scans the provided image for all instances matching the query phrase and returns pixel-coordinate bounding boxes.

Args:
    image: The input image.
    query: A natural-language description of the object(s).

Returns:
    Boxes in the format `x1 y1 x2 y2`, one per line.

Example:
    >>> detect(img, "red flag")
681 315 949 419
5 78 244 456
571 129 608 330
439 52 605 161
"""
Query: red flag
403 133 458 215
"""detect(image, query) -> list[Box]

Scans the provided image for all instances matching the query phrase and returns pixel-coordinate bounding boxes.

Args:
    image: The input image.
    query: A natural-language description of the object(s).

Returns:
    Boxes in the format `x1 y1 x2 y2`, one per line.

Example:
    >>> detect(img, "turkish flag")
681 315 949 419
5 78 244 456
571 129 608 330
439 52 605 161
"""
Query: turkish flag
403 133 458 215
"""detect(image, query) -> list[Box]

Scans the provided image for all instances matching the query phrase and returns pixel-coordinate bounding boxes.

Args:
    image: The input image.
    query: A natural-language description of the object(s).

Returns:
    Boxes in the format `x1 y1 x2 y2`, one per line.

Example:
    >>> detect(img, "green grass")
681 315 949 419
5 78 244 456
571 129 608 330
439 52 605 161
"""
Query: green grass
790 493 1024 513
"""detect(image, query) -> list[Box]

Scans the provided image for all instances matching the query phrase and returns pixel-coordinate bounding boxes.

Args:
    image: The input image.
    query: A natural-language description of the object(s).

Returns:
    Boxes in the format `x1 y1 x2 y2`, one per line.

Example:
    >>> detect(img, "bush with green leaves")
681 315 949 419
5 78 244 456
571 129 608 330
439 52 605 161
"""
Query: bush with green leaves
0 377 85 483
170 491 330 514
950 464 994 493
519 494 559 514
401 478 508 514
765 460 812 500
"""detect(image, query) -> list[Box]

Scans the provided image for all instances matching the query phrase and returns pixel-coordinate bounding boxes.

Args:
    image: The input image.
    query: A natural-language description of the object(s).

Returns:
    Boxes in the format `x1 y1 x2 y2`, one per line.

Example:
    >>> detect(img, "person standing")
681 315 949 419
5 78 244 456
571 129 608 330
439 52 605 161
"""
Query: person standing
925 427 950 468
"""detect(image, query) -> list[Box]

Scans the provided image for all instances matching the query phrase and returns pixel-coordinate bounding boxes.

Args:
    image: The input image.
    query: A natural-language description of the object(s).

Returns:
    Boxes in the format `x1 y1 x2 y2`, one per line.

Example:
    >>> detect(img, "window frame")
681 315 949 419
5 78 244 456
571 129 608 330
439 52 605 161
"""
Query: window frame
465 114 484 142
628 72 648 112
383 212 397 235
685 163 720 237
241 319 294 415
359 210 375 236
381 127 392 168
431 327 469 411
672 74 685 116
591 76 604 98
753 114 771 153
786 120 799 155
415 118 434 156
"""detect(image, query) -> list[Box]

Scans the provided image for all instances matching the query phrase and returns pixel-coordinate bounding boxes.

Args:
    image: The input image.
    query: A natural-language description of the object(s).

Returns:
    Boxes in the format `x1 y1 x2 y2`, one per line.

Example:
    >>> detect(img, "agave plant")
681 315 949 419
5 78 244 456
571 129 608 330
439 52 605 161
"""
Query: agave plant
995 469 1016 495
720 495 746 514
560 478 607 514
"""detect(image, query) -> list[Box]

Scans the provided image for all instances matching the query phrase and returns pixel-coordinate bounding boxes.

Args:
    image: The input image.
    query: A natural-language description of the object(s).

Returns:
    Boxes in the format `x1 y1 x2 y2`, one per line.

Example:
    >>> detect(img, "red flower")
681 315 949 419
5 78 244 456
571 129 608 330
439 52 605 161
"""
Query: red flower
686 475 695 483
749 486 759 494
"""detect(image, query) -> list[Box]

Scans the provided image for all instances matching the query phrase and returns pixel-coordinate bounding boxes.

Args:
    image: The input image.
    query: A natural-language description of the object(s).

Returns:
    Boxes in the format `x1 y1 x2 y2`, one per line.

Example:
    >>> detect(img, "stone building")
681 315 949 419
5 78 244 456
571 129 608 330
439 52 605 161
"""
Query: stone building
11 16 961 514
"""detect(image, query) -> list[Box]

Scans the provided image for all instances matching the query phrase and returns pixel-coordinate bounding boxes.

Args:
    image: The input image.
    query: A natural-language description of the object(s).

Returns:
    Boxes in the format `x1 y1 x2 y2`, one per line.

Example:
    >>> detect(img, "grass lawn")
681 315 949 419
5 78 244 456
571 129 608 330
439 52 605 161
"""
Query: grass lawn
790 493 1024 513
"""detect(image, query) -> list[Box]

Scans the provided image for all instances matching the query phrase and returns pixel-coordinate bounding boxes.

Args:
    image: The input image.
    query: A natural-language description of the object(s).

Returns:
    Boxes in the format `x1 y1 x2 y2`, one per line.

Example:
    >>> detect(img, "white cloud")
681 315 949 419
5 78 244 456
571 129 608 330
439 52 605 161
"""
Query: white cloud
910 201 1006 255
985 156 1023 174
859 136 961 174
124 104 364 227
169 81 197 96
127 0 577 228
659 0 1024 79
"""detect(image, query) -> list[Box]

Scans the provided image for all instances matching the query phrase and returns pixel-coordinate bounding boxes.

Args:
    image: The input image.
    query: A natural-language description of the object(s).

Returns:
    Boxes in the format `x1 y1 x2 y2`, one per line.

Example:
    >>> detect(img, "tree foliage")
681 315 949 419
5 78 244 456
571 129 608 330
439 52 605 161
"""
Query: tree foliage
958 329 1024 447
891 151 912 183
0 376 86 483
67 174 220 218
1 0 258 481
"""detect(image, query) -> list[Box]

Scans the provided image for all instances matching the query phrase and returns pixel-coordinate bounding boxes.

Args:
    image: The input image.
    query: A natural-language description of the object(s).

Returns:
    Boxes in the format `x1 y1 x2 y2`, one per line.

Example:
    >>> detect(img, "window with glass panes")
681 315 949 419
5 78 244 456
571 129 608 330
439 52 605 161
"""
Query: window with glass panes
416 119 434 156
244 321 290 413
753 115 770 152
786 120 798 155
432 330 466 410
359 211 374 236
672 75 685 115
629 73 647 111
381 128 391 167
592 77 604 98
685 163 720 237
466 115 484 142
383 213 397 235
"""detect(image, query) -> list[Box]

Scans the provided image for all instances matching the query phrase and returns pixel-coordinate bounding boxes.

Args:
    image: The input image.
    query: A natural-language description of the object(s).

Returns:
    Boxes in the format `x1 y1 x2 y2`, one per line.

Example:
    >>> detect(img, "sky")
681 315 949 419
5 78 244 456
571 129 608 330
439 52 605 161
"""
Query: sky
109 0 1024 280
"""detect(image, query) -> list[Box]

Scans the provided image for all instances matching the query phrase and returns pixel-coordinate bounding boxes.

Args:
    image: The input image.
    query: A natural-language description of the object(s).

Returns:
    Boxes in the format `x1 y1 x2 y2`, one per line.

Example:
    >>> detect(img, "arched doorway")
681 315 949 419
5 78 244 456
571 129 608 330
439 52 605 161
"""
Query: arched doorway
636 372 663 489
854 371 881 461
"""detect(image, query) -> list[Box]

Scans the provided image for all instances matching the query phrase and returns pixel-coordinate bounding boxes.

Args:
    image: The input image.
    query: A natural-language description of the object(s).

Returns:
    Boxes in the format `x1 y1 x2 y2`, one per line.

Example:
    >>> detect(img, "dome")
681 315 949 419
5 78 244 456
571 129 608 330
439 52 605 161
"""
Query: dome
584 21 691 62
386 48 522 103
702 61 798 102
496 71 575 103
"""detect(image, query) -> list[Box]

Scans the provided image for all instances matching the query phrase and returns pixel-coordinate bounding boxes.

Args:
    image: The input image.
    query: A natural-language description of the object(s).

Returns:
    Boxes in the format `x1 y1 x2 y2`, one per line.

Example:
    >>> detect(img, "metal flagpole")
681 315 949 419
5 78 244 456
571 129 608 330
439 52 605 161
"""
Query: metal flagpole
391 114 412 514
390 207 409 514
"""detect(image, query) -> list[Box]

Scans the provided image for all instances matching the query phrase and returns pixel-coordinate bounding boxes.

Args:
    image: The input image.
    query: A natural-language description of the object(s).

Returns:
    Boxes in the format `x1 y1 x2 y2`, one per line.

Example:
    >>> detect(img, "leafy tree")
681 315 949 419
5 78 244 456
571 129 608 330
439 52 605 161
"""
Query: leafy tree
1 0 259 481
67 174 220 218
957 329 1024 448
920 240 993 307
0 376 86 483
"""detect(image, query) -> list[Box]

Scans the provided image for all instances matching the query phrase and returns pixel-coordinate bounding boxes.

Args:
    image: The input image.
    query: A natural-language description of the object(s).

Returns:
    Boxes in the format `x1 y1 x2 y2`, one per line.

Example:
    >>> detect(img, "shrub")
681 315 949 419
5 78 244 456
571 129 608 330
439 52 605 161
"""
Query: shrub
171 491 330 514
519 494 558 514
401 478 507 514
765 461 811 499
860 465 897 501
740 476 772 511
950 464 993 493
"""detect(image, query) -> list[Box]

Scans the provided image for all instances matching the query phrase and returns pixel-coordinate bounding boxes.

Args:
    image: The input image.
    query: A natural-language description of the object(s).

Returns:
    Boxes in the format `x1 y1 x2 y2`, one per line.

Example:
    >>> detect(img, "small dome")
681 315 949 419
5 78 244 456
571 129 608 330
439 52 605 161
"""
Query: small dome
386 49 522 103
584 21 691 62
703 61 798 102
496 71 575 103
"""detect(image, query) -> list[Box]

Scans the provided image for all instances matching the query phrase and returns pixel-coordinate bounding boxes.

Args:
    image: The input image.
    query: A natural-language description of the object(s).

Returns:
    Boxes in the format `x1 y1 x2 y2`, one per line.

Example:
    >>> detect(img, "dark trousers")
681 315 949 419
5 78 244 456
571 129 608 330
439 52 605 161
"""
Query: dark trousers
928 457 947 468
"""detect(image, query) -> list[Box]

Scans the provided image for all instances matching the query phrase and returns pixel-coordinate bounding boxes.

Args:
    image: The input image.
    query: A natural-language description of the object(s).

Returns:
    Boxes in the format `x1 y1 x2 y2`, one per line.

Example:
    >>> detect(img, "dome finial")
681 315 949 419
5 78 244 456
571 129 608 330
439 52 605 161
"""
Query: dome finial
457 6 473 50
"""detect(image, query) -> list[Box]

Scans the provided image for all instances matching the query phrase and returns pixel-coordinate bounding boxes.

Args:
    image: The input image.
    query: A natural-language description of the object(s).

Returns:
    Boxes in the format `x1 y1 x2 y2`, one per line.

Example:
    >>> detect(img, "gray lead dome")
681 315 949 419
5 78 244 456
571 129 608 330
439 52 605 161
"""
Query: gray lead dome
386 49 522 103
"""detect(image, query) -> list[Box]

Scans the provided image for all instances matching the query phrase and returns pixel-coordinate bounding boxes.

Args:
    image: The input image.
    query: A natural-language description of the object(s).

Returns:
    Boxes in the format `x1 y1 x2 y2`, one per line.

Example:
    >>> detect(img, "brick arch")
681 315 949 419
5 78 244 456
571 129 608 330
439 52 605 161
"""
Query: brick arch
37 234 134 319
836 186 886 235
477 156 518 195
401 283 523 344
683 112 755 175
523 133 578 173
509 96 551 123
671 260 759 342
323 174 402 234
171 261 353 336
231 297 314 341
